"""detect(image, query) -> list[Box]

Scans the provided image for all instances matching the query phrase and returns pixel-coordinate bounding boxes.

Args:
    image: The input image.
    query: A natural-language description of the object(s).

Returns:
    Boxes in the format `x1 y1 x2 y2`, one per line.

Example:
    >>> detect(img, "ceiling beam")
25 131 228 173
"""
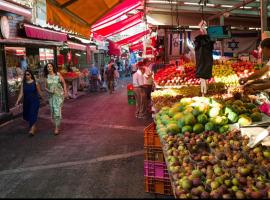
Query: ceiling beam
207 0 256 20
146 0 260 7
47 0 91 26
60 0 78 8
147 4 261 17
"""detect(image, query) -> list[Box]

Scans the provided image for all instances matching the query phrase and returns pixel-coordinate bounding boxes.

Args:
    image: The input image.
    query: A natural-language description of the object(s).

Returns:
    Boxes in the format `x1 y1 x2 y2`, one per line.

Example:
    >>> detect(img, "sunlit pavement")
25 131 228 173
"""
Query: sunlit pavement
0 78 169 198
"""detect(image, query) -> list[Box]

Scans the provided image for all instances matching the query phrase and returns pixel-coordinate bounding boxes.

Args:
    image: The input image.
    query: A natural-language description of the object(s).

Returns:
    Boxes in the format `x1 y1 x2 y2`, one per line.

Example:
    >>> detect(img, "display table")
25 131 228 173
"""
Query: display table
64 77 79 99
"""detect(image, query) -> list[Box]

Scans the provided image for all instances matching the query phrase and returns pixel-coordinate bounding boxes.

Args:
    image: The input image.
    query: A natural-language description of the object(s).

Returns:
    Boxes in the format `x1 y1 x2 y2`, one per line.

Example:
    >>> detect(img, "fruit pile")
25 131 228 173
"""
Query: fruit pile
212 64 239 87
155 97 262 138
154 60 256 88
162 130 270 199
231 61 255 78
61 71 79 79
151 83 227 111
151 87 201 111
154 64 205 86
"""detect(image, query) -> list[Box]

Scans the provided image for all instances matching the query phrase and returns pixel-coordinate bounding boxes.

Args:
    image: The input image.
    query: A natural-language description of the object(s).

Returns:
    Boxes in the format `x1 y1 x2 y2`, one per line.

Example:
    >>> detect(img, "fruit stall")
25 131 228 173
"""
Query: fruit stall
144 59 270 199
60 69 81 99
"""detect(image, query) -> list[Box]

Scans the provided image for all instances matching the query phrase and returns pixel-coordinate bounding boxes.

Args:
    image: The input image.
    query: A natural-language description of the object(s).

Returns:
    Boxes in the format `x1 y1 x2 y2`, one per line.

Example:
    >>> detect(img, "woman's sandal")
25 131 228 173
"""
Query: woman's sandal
28 127 36 137
54 128 60 135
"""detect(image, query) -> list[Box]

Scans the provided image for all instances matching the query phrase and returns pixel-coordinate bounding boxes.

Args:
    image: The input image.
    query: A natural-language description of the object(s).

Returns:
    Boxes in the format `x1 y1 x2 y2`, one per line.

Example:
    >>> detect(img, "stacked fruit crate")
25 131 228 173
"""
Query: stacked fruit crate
144 122 173 196
127 84 136 105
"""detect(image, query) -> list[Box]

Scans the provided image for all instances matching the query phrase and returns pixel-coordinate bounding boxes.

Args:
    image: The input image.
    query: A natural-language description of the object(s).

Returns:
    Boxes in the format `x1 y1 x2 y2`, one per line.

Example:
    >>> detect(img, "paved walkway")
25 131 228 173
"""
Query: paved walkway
0 78 162 198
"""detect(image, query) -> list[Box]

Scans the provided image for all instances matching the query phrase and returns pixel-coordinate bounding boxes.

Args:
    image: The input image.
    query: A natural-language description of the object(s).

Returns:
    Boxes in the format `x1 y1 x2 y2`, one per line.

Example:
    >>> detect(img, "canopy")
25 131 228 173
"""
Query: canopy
92 0 142 30
108 40 121 56
116 30 150 46
24 24 68 42
129 41 143 52
94 12 143 37
46 0 122 38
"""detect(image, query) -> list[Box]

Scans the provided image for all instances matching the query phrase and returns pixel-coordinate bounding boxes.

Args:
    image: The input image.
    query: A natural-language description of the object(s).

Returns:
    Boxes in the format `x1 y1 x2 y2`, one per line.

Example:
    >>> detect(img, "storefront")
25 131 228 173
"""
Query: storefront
0 2 66 120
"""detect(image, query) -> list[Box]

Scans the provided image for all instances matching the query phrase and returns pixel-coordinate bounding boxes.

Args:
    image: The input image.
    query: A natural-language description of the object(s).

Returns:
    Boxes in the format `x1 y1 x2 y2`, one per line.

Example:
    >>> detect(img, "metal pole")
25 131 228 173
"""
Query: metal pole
260 0 268 62
0 44 9 112
53 46 58 70
220 16 225 57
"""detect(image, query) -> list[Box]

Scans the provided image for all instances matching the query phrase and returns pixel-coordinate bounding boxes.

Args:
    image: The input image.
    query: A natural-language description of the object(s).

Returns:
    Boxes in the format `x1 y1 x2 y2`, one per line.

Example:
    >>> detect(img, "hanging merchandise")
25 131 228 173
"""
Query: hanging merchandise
194 34 214 79
57 54 64 65
67 51 72 63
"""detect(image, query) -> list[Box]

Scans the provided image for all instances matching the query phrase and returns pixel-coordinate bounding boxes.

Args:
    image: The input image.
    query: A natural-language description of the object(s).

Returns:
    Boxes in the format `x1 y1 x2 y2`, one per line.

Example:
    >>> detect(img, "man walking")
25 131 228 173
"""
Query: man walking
133 62 147 119
89 63 99 92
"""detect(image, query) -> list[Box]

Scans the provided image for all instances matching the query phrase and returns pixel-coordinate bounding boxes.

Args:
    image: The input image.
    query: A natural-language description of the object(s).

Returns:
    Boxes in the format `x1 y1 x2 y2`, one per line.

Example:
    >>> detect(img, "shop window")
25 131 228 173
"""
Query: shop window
5 47 54 110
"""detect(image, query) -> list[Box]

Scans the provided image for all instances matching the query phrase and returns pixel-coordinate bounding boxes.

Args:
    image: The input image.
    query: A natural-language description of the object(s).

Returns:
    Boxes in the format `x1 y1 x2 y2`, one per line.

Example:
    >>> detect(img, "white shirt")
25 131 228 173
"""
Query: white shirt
143 66 153 85
133 69 144 87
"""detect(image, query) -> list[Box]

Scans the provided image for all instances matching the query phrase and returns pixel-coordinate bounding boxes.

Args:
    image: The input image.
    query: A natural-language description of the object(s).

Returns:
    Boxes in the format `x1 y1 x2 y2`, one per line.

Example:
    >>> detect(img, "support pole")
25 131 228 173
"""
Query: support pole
220 16 225 57
260 0 268 62
0 45 9 112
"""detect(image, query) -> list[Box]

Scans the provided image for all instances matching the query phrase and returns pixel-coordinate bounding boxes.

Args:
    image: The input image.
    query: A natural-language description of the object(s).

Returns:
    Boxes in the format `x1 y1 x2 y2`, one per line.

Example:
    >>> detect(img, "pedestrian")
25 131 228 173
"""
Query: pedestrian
142 58 154 112
44 63 67 135
16 69 43 136
89 63 99 92
105 63 116 94
133 61 147 119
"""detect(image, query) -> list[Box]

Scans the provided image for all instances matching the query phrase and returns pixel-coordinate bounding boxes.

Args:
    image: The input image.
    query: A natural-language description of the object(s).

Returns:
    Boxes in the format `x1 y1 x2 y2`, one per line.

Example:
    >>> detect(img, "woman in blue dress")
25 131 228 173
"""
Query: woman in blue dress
16 69 43 136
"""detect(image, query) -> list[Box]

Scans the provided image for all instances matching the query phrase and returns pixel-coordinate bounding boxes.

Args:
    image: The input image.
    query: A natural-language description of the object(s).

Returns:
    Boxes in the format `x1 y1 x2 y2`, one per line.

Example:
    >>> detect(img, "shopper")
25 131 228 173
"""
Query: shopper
240 38 270 93
133 61 147 119
105 63 116 94
44 63 67 135
142 58 154 111
89 63 99 92
16 69 43 136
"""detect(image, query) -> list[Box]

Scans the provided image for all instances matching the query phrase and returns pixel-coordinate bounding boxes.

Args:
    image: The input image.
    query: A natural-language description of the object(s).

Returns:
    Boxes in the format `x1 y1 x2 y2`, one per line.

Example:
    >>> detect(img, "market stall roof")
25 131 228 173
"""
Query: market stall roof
116 29 150 46
46 0 122 38
92 0 142 30
94 12 144 37
145 0 268 27
23 24 68 42
0 37 64 47
108 39 121 56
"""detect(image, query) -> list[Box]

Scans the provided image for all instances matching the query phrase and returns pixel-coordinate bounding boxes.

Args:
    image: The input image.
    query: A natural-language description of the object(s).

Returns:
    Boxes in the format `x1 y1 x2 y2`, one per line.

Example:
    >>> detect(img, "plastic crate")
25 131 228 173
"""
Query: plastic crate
144 160 169 179
127 90 135 96
144 176 173 195
144 123 161 148
144 147 164 162
128 99 136 105
128 95 136 100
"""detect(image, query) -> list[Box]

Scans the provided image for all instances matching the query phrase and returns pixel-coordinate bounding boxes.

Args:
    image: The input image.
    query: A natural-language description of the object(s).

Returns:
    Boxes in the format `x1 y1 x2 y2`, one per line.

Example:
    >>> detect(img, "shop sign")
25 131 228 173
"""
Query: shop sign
1 16 10 39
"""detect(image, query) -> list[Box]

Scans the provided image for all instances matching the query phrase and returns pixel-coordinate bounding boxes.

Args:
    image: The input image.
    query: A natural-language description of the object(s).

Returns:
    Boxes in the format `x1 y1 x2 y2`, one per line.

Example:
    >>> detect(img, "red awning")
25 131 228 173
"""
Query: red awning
67 41 87 51
92 0 142 30
94 12 143 37
116 30 150 46
129 41 143 52
24 24 67 42
108 40 121 56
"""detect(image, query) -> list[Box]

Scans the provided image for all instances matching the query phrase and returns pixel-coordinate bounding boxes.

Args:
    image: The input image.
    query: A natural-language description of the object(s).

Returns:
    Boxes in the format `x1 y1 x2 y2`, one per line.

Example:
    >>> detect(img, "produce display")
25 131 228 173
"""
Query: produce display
151 83 228 111
155 96 263 138
148 58 270 199
154 64 209 87
154 61 256 89
162 130 270 199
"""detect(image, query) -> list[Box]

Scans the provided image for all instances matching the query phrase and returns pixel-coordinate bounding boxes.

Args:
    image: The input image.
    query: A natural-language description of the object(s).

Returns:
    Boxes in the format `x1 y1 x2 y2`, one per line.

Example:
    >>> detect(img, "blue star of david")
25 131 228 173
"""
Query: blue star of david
228 39 239 51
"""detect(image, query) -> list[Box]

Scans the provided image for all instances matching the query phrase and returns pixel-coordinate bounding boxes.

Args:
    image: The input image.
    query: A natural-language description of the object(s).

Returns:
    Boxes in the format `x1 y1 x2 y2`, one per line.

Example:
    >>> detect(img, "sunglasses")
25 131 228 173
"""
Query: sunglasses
25 73 31 76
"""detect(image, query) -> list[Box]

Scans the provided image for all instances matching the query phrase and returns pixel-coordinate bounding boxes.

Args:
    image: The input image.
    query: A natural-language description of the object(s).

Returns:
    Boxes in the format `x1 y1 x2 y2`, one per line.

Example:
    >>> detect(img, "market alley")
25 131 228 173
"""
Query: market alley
0 78 157 198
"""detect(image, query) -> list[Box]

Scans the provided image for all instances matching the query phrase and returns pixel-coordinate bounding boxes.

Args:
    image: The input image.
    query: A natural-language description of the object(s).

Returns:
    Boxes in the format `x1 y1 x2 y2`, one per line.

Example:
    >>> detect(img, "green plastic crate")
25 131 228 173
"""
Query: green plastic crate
128 95 135 100
128 99 136 105
128 90 135 96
